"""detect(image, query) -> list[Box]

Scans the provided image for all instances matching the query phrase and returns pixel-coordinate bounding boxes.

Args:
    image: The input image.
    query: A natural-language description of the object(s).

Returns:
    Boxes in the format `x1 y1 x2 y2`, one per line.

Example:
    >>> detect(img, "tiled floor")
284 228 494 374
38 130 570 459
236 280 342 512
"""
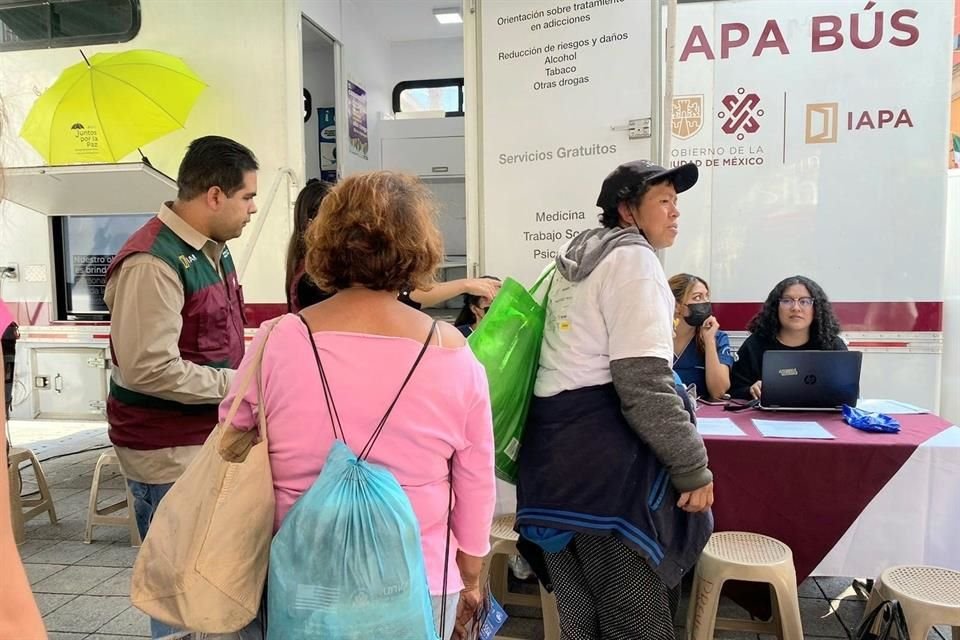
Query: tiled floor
9 422 956 639
14 439 151 640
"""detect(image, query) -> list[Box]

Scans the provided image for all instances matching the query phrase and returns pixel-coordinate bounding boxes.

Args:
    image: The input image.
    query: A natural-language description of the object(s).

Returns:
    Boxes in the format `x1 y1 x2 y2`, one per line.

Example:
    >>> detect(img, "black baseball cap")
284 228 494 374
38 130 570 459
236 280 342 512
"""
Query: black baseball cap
596 160 698 210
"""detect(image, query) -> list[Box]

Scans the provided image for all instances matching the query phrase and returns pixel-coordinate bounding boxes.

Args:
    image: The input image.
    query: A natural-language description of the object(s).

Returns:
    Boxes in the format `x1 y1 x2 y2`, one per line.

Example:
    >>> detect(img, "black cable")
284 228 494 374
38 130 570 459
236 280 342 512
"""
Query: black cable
723 398 760 412
11 443 111 498
16 444 112 499
37 444 110 463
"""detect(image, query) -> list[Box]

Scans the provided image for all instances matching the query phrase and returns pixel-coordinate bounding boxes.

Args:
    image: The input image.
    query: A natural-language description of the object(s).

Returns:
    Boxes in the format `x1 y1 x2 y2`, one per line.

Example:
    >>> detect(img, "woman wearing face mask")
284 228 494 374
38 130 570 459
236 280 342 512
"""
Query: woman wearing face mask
669 274 733 400
730 275 846 400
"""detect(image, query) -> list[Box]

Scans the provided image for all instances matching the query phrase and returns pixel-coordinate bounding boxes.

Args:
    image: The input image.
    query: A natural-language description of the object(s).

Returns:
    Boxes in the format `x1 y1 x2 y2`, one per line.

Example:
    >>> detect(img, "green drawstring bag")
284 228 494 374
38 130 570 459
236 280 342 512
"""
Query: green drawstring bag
468 267 555 483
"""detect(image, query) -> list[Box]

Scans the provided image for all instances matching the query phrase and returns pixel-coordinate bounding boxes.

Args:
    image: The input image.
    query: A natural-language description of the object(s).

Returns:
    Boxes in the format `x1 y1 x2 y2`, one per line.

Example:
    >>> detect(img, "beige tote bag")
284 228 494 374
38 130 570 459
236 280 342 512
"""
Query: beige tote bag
131 320 278 633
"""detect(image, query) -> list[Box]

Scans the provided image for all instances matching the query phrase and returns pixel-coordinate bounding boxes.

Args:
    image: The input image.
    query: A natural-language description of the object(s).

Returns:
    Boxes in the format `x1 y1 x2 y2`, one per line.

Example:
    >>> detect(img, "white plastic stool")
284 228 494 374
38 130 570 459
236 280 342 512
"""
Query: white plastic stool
481 514 560 640
7 446 57 544
863 566 960 640
84 450 141 546
686 532 803 640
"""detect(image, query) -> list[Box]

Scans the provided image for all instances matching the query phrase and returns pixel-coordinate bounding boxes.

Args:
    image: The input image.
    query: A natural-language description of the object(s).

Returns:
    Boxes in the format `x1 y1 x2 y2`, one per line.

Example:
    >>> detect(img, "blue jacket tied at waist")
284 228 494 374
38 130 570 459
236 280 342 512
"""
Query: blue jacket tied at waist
516 383 712 588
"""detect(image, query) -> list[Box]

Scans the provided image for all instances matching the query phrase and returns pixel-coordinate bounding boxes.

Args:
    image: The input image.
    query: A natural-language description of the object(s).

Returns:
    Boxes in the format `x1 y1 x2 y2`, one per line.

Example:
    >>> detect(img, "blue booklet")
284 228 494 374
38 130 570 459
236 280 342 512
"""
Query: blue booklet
478 592 509 640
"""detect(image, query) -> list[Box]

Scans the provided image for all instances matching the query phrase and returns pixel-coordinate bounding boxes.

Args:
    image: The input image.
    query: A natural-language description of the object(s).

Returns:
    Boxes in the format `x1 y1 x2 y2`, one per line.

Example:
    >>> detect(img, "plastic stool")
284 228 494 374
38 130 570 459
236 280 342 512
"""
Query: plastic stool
863 566 960 640
85 450 140 546
686 532 803 640
481 514 560 640
7 446 57 544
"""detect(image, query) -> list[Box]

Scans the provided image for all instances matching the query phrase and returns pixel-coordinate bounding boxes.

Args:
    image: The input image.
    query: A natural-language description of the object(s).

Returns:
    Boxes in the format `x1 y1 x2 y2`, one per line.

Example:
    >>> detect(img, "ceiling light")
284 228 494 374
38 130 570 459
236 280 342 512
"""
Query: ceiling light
433 7 462 24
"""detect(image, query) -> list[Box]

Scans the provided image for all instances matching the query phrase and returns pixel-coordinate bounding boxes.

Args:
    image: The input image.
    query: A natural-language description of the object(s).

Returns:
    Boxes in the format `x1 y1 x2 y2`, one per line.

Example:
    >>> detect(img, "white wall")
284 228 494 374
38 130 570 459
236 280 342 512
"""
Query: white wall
301 0 343 42
0 204 50 321
336 0 391 175
390 38 464 87
303 41 336 181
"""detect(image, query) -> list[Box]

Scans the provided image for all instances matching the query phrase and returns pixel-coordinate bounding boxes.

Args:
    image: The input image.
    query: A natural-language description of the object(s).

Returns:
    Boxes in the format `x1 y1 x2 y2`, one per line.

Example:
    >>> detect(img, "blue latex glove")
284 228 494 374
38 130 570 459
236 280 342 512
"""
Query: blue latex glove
842 405 901 433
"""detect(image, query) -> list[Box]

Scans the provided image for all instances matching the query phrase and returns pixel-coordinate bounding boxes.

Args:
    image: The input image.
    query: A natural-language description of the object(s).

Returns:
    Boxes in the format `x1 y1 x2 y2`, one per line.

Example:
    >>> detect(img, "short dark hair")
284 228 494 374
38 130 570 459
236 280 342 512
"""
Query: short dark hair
177 136 259 200
599 178 669 228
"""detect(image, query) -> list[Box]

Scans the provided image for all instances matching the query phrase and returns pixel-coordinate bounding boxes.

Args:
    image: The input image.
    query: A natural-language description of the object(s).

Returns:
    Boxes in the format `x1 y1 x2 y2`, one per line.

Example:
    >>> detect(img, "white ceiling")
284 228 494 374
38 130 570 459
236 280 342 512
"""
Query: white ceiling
350 0 464 43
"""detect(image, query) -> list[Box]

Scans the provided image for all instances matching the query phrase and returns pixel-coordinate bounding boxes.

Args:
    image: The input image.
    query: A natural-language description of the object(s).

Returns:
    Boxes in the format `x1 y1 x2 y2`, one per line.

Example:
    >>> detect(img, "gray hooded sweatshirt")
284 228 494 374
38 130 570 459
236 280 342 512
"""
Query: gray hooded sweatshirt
553 226 712 492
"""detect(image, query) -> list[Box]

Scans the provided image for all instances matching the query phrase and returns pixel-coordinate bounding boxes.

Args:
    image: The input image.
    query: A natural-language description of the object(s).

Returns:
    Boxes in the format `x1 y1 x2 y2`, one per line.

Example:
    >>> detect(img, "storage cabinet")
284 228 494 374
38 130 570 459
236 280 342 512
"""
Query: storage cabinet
29 346 109 419
380 136 465 177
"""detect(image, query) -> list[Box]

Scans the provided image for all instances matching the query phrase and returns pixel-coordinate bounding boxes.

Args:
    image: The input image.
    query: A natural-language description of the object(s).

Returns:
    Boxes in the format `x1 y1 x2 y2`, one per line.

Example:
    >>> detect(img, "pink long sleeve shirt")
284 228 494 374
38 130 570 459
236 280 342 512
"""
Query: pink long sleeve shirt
219 314 496 594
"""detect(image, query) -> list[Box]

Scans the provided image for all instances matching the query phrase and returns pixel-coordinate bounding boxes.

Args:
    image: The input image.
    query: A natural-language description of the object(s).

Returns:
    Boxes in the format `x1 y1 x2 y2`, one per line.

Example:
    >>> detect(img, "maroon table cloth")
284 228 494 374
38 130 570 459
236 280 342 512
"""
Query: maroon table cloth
699 405 954 582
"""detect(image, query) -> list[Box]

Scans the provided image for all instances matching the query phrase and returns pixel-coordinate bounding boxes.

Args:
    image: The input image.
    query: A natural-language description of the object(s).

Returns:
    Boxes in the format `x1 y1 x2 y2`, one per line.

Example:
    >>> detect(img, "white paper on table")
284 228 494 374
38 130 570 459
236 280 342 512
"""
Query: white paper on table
856 399 930 414
696 417 747 437
752 419 836 439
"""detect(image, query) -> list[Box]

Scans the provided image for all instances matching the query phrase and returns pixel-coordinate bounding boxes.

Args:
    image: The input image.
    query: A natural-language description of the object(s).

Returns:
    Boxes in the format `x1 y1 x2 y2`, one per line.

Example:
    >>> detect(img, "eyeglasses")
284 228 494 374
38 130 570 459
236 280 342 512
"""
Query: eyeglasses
779 297 815 309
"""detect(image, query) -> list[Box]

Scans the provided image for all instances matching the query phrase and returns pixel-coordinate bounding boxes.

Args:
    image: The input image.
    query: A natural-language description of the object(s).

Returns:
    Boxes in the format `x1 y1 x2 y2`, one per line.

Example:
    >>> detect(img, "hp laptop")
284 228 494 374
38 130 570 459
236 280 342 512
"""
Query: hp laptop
759 350 862 411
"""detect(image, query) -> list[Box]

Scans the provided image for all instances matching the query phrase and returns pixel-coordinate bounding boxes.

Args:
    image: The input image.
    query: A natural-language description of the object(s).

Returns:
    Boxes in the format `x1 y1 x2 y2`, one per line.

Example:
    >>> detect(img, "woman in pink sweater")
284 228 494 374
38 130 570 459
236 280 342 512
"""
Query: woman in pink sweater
221 172 496 639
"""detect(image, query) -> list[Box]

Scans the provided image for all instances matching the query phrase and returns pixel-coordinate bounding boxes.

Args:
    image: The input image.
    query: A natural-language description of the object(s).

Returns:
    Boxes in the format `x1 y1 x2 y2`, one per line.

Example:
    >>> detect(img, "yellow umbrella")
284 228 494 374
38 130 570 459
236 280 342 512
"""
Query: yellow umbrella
20 49 206 164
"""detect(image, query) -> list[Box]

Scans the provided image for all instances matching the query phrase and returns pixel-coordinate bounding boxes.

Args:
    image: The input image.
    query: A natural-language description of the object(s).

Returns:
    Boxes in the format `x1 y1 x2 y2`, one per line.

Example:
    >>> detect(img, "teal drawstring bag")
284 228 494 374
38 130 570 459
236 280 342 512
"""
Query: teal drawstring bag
267 316 450 639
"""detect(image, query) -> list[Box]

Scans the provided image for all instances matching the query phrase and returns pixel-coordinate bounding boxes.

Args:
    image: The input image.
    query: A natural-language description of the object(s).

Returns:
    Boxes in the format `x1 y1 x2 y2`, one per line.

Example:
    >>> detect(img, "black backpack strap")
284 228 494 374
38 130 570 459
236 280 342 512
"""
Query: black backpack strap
359 320 437 460
438 458 454 636
297 313 346 442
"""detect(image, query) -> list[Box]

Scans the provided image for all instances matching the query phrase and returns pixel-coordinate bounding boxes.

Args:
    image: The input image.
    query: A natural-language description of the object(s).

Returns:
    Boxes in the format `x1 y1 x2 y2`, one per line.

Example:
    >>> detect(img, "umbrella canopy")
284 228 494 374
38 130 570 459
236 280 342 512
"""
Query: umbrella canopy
20 49 206 164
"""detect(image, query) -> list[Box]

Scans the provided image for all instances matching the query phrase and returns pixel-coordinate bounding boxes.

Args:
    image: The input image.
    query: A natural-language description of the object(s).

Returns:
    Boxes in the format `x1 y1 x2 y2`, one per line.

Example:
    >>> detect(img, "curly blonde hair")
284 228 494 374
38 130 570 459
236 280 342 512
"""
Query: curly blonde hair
304 172 443 293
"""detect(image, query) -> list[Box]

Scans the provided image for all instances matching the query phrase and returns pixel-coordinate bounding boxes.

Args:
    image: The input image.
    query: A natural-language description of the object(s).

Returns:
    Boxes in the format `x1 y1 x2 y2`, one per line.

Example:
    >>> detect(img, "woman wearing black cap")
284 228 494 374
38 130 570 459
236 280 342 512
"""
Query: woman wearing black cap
515 160 714 639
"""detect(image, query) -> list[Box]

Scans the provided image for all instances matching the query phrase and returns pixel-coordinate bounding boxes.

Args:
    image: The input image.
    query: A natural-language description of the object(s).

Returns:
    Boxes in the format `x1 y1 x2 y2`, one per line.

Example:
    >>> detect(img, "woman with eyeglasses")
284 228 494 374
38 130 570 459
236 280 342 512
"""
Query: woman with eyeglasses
669 273 734 400
730 275 846 400
453 276 501 337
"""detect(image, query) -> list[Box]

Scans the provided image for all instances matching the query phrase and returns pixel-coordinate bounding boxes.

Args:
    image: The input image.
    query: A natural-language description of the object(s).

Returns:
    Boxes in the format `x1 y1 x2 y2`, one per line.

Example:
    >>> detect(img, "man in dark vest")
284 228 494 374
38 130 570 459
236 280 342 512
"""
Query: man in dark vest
104 135 257 639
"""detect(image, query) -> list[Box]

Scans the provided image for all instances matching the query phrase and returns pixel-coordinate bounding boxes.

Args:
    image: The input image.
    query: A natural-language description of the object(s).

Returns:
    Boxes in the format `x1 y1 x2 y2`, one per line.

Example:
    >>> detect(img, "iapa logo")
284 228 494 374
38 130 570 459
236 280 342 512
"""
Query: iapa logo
805 103 839 144
718 88 763 140
805 102 914 143
179 254 198 269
